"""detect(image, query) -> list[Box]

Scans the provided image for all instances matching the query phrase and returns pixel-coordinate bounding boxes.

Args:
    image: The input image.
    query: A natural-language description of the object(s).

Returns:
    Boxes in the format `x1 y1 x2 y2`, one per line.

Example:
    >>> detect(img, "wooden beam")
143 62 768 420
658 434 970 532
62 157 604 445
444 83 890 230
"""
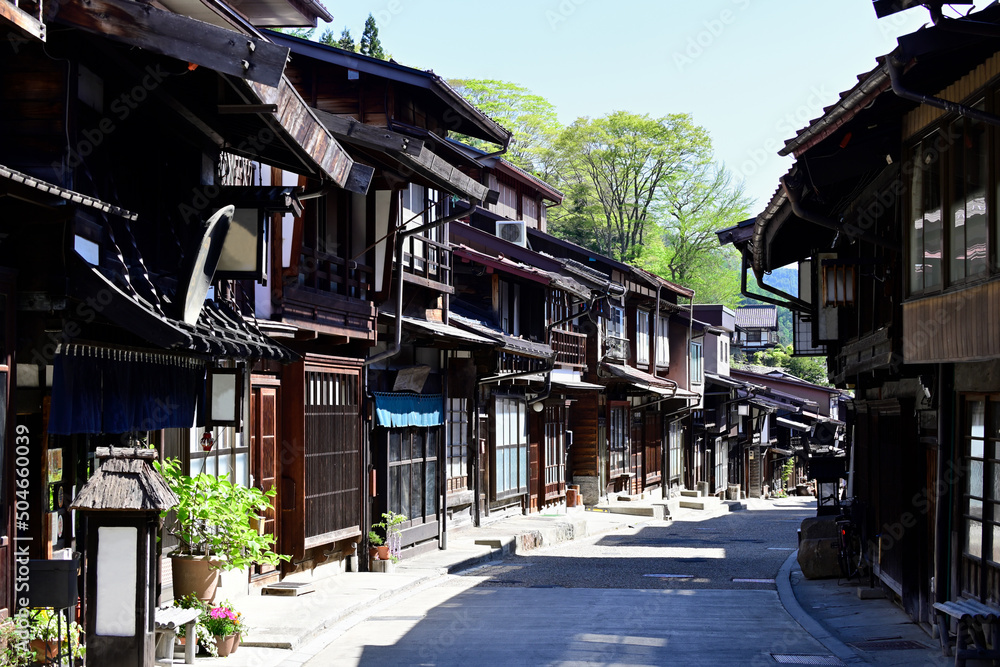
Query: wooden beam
345 163 374 195
52 0 289 87
312 109 424 157
396 146 490 203
217 104 278 114
248 78 366 191
0 0 45 40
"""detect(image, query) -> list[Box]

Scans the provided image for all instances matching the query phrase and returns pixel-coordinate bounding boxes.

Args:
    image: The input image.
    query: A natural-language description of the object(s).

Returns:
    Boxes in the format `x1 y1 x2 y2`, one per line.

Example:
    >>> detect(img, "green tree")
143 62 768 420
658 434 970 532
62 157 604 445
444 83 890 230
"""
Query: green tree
273 27 315 39
548 112 712 263
336 27 357 52
748 344 830 386
318 28 336 46
359 14 386 60
448 79 561 177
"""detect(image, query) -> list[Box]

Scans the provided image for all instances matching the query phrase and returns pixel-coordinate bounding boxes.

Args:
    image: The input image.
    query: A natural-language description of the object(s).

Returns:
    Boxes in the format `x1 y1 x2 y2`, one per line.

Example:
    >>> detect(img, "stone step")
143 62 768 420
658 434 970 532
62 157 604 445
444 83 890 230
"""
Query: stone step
679 496 722 511
680 489 701 498
590 504 670 520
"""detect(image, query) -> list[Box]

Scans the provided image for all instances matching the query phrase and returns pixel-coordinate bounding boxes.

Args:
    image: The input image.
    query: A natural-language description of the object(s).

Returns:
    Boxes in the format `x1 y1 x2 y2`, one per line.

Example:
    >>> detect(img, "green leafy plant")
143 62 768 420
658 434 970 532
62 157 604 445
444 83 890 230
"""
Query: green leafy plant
371 511 407 562
13 608 85 661
0 615 35 666
367 530 384 547
172 594 217 657
155 457 289 571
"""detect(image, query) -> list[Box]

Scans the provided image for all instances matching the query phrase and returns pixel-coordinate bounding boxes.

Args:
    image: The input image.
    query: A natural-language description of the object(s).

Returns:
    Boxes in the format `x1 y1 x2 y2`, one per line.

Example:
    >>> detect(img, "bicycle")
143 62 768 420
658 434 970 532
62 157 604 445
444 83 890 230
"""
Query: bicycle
835 498 867 581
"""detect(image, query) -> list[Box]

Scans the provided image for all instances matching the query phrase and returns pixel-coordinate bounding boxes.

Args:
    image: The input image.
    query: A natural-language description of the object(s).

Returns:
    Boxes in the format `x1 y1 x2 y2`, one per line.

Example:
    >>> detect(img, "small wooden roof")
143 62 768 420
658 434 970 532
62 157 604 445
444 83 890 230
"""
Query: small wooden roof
70 447 178 512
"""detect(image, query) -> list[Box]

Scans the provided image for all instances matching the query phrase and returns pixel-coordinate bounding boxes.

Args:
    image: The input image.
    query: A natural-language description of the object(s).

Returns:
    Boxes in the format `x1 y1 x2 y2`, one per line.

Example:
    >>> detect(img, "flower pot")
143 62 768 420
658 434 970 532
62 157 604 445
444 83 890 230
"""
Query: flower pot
213 634 238 658
29 639 60 662
376 545 390 560
171 554 223 602
566 489 578 507
368 546 379 560
231 635 240 653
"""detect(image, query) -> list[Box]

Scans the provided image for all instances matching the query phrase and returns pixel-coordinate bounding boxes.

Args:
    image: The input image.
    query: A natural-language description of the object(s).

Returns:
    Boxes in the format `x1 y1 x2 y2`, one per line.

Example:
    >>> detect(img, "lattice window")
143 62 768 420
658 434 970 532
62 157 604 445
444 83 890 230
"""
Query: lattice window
304 370 360 540
446 398 469 491
493 396 527 499
544 405 566 487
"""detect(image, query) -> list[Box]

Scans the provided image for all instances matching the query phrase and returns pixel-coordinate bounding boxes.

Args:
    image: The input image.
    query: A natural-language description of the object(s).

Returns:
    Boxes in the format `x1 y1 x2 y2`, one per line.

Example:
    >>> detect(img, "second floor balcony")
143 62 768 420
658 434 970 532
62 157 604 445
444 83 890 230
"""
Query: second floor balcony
551 328 586 368
401 233 453 293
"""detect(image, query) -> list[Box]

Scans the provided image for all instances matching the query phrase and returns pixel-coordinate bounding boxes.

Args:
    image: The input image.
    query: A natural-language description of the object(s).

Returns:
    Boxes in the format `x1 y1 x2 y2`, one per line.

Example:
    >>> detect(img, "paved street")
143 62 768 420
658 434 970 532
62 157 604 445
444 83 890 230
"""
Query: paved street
303 498 844 666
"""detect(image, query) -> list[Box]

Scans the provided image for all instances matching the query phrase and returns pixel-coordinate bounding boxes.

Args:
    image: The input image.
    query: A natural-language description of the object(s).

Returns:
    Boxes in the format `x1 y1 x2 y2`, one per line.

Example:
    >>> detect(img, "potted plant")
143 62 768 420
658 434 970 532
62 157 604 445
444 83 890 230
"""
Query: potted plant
367 530 386 561
202 601 242 658
156 457 289 601
173 593 217 658
371 511 407 563
13 607 85 664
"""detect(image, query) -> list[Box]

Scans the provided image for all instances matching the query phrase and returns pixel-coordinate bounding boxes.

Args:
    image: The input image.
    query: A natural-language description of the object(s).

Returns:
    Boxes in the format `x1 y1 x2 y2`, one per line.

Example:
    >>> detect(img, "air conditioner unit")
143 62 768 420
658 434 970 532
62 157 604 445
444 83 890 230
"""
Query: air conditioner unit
496 220 527 247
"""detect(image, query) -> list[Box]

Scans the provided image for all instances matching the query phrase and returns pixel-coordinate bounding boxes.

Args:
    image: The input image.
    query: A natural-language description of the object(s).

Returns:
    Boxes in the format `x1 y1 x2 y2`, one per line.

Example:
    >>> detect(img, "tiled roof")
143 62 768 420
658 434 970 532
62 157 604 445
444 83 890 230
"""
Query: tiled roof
736 305 778 329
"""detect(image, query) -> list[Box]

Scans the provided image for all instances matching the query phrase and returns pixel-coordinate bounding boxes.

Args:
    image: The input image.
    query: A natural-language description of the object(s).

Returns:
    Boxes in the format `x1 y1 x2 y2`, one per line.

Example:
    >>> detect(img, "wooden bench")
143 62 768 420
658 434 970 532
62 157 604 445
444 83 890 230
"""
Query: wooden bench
154 607 200 665
934 598 1000 666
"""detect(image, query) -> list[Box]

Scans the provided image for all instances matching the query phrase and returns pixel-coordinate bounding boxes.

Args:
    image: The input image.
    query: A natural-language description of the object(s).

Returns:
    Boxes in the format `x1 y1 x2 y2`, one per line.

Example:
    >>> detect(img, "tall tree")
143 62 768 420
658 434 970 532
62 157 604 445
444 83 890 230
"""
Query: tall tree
448 80 560 178
640 163 751 304
336 28 357 52
359 14 385 60
549 112 710 262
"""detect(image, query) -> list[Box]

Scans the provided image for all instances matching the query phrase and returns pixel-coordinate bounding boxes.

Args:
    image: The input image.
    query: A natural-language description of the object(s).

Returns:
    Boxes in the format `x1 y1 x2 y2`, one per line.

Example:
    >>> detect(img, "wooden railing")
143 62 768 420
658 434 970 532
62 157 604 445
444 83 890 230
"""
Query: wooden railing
299 247 374 301
400 234 452 291
551 328 586 368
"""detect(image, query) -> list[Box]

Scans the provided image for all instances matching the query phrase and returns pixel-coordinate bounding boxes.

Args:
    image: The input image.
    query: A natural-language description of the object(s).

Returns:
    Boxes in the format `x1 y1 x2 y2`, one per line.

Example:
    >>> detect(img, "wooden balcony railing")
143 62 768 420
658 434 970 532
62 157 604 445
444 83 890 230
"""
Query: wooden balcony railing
551 328 586 368
401 234 452 292
298 247 374 301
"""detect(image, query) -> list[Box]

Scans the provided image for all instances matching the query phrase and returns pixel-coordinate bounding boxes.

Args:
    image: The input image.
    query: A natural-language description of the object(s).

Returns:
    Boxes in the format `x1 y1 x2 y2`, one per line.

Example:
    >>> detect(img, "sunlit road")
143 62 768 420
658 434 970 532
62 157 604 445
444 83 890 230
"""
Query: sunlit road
306 498 831 666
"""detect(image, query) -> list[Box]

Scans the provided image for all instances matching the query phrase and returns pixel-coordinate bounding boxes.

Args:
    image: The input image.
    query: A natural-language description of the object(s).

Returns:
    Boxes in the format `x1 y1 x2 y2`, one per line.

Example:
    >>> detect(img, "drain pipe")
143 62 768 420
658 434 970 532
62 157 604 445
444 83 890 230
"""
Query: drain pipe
781 175 899 255
364 206 474 370
884 55 1000 128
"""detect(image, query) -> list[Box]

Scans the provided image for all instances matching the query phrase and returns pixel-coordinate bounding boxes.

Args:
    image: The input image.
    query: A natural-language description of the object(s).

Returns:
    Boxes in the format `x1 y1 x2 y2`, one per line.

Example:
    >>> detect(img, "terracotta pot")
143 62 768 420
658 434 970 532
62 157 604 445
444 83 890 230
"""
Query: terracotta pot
171 554 223 602
231 635 240 653
29 639 60 662
214 634 238 658
368 546 379 560
376 545 390 560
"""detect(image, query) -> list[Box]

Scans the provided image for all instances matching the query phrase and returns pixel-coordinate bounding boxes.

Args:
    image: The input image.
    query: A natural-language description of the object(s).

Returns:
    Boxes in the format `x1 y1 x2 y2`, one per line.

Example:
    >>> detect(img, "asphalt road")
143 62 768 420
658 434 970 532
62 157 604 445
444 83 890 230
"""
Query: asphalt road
305 497 837 666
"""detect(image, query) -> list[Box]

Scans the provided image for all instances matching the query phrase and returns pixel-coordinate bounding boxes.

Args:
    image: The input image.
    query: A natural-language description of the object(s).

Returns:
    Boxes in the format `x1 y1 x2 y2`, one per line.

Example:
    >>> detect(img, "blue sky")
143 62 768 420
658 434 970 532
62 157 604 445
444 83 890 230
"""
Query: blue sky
318 1 991 213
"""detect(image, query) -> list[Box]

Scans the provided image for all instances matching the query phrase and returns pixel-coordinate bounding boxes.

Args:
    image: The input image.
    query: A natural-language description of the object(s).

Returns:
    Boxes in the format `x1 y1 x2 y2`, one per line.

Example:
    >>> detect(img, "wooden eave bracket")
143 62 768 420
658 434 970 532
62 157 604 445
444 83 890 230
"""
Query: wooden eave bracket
0 0 46 41
52 0 289 87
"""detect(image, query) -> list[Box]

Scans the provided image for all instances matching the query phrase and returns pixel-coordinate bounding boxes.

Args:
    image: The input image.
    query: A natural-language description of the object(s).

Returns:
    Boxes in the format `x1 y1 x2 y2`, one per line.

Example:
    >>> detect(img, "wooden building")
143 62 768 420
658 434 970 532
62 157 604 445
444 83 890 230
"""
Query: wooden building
721 2 1000 626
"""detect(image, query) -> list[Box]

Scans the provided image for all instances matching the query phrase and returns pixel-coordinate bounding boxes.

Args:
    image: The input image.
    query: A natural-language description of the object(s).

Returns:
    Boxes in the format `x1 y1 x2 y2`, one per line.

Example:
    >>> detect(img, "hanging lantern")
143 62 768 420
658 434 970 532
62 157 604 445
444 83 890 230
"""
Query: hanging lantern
201 431 215 451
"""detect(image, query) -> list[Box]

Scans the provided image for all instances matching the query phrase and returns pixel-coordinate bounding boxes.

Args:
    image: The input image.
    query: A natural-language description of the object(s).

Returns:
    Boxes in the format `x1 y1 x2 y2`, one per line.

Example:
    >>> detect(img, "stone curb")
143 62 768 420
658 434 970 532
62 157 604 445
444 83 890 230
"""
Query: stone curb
775 551 867 665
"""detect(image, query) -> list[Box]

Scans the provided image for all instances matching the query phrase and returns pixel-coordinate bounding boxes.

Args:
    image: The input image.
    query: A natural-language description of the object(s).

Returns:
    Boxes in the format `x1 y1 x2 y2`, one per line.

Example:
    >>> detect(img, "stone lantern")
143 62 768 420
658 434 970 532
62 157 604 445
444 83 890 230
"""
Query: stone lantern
70 447 178 666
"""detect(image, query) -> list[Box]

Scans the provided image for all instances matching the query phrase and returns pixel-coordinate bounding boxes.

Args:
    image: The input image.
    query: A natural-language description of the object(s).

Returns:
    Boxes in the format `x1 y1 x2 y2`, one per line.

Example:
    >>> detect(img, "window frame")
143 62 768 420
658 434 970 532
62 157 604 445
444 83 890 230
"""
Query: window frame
492 395 528 500
636 310 650 365
690 341 704 385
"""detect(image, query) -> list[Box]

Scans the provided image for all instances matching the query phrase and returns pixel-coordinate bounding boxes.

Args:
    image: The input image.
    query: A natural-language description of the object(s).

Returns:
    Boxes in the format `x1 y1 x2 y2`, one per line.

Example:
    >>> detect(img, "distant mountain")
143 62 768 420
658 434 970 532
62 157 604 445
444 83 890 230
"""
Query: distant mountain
759 266 798 298
739 265 799 349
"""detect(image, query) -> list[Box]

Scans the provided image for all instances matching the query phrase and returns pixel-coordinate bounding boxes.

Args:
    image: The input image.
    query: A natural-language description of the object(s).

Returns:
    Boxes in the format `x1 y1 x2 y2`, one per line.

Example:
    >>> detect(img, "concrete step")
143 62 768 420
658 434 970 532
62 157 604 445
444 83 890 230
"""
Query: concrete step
679 496 723 511
590 503 670 520
680 489 701 498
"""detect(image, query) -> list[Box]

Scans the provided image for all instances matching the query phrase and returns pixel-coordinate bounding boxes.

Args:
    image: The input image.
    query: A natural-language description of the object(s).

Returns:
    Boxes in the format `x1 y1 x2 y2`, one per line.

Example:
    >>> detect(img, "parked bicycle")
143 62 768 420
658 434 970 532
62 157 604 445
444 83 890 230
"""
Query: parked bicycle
835 498 867 581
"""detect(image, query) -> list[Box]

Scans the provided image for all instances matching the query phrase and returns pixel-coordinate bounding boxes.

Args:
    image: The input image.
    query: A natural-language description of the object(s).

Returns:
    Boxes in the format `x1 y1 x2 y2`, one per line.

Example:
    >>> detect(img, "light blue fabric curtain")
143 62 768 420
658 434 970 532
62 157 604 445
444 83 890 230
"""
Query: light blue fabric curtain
373 393 444 428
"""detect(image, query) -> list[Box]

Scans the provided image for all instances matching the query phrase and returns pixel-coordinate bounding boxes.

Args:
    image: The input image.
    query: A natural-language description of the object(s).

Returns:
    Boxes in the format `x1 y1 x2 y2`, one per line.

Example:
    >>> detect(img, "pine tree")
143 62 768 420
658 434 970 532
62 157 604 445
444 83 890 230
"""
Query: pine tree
336 28 356 52
359 14 385 60
317 28 336 46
